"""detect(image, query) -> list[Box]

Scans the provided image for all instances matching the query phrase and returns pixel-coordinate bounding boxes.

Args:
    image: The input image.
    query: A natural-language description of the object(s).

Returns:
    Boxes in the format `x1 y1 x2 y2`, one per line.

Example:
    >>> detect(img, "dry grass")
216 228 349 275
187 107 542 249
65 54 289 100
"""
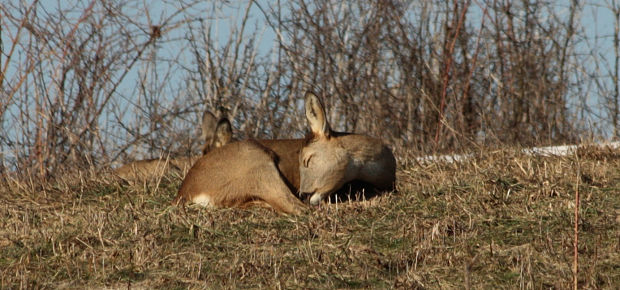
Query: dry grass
1 147 619 289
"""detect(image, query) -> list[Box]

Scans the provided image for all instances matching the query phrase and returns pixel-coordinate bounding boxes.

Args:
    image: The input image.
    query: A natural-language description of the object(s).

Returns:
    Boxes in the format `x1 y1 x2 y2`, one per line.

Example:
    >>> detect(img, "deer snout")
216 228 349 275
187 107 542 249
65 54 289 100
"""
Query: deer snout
300 188 324 206
308 193 325 206
300 190 324 206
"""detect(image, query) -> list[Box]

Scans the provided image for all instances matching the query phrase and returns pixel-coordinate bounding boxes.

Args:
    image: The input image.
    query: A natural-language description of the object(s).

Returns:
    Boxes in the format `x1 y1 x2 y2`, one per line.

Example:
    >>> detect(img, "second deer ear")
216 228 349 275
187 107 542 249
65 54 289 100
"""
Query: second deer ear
304 91 330 139
202 111 218 143
213 118 233 148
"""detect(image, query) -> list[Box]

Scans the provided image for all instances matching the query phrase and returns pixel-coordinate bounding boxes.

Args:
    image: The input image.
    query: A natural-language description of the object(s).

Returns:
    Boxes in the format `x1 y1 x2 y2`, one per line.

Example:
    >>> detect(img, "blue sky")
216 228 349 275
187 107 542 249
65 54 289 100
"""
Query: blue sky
1 0 618 150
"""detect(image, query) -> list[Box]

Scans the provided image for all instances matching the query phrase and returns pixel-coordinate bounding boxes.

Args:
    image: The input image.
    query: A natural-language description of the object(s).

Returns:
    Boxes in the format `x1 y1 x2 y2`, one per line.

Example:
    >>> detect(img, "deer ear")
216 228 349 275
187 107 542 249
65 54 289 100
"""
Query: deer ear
201 111 218 143
304 91 330 139
213 118 233 148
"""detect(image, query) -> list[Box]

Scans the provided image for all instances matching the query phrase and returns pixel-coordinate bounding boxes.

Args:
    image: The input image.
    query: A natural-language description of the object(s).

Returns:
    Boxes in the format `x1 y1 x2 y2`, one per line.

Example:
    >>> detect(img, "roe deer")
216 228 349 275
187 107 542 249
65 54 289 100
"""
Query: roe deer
174 91 396 214
113 112 233 181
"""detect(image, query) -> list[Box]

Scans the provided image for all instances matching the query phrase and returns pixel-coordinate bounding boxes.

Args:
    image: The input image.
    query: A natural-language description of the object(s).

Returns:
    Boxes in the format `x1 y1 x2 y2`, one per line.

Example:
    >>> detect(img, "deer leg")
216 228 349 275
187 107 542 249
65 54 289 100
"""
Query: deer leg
254 163 307 215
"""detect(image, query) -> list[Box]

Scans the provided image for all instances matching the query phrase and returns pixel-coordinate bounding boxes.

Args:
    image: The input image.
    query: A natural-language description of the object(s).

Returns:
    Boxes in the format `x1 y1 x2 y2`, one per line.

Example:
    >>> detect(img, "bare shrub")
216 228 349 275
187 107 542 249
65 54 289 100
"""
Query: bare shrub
1 1 618 179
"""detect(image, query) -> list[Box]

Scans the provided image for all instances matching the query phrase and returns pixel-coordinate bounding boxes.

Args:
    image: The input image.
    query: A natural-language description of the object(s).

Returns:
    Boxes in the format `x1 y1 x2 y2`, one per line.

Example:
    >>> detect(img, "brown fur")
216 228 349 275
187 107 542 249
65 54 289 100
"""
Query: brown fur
175 140 306 214
174 92 396 214
255 139 304 191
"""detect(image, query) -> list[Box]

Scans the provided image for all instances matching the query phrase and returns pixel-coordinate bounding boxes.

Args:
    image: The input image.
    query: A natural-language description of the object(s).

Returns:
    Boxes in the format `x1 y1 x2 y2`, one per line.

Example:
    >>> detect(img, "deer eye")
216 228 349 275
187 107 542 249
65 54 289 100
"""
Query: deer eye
303 154 313 168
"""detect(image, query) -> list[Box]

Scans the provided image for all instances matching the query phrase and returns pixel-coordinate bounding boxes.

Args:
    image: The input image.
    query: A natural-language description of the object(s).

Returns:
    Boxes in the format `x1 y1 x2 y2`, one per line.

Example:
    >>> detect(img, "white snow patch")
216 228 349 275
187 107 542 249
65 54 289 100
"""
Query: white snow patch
415 141 620 164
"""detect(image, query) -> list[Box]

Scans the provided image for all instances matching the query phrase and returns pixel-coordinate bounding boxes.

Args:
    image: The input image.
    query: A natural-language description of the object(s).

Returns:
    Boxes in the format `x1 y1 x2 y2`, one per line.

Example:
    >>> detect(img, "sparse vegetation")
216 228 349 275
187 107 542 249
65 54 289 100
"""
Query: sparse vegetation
1 146 618 288
2 1 620 289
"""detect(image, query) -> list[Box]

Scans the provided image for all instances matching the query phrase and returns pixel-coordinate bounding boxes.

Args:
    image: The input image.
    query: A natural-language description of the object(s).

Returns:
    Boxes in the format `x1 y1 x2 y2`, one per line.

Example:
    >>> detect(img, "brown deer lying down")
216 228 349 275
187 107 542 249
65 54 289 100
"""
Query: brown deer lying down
174 92 396 214
113 111 233 181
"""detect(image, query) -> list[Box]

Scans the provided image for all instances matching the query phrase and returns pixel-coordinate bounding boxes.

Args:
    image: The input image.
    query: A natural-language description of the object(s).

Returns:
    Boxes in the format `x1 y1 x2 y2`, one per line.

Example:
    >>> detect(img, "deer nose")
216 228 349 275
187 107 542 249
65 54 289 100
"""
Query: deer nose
309 193 323 206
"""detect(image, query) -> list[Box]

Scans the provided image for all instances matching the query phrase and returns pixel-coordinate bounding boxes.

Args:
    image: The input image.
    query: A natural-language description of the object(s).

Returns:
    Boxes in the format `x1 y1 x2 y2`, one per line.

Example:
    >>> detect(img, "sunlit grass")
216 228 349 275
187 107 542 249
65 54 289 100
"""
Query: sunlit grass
1 146 618 288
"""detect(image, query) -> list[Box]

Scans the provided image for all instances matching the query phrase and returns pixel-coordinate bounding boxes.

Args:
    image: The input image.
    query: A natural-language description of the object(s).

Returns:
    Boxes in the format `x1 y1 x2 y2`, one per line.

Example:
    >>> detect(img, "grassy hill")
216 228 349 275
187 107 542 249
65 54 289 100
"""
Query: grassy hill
1 146 618 289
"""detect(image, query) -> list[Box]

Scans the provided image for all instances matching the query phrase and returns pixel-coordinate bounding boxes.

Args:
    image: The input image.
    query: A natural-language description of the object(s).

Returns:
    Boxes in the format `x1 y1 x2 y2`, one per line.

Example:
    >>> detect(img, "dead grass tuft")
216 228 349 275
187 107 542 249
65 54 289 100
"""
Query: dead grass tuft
1 147 618 288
